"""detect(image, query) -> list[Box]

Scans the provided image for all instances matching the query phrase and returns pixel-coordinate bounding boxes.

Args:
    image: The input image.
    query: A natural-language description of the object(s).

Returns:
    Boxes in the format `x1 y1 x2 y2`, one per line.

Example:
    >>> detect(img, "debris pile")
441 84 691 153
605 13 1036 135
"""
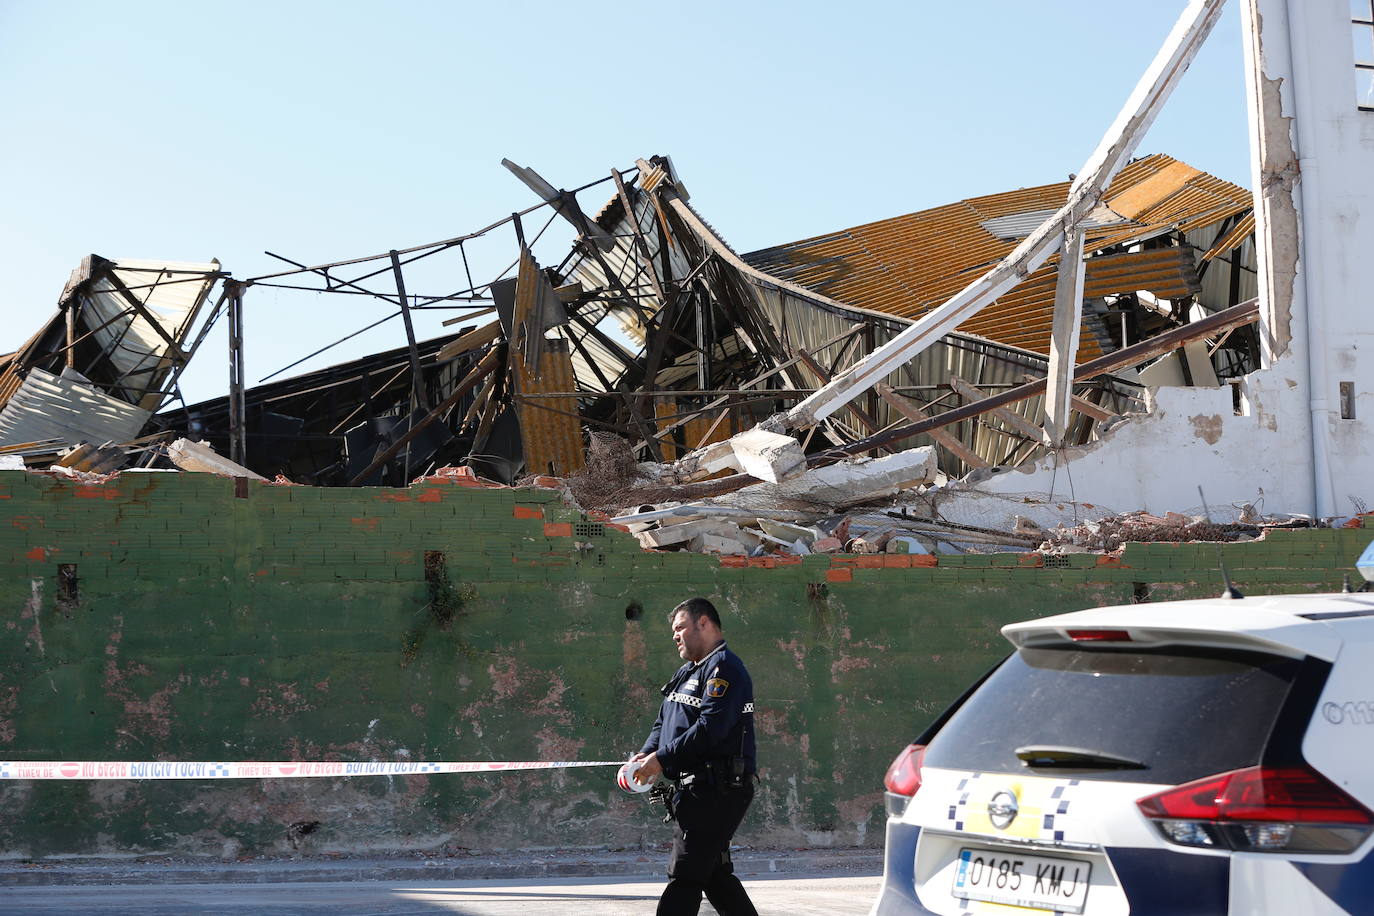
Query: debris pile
1039 511 1266 554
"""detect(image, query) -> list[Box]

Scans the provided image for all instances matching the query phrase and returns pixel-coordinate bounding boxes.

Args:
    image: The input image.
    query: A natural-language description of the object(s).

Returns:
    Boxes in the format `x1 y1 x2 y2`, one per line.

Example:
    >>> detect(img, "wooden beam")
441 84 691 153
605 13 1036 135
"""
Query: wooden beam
825 298 1258 459
348 346 501 486
1069 392 1118 423
949 375 1044 441
875 383 989 469
64 304 76 370
436 320 501 362
441 307 496 327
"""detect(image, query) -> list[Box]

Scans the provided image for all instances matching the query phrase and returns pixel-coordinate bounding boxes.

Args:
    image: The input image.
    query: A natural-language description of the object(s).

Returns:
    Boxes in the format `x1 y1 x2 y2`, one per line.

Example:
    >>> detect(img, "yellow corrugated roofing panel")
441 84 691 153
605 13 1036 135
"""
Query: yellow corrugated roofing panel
743 154 1252 358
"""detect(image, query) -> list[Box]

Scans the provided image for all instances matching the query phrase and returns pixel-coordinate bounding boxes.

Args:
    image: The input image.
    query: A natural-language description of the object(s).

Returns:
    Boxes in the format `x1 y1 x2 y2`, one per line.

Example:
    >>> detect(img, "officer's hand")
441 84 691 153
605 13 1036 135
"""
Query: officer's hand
634 753 662 785
630 752 650 764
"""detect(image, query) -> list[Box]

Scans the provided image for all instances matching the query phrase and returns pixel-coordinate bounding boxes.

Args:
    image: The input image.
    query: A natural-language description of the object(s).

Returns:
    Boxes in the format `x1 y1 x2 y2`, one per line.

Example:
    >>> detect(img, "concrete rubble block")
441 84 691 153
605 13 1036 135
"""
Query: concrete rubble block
692 530 760 555
756 518 821 548
167 438 267 481
709 428 806 483
733 428 807 483
732 445 938 509
637 517 761 550
694 440 741 476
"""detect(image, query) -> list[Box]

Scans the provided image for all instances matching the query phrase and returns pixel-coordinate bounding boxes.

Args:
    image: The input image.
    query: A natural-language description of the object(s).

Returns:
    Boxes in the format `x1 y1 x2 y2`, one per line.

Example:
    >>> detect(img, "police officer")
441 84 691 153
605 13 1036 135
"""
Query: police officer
631 597 758 916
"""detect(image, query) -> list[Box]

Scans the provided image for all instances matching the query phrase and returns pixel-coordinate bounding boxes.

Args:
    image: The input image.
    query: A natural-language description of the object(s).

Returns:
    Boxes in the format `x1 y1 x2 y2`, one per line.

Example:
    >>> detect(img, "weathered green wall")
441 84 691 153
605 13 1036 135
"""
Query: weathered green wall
0 470 1365 858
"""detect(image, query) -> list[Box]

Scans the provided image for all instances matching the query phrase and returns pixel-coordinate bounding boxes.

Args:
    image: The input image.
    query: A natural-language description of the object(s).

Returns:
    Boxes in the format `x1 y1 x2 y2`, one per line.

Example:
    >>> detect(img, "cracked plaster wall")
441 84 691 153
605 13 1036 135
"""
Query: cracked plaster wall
933 357 1315 531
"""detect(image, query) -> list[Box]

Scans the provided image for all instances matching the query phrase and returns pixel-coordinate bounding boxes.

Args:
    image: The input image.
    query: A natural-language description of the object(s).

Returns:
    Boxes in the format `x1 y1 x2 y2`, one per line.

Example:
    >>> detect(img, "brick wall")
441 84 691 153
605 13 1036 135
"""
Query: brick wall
0 470 1365 857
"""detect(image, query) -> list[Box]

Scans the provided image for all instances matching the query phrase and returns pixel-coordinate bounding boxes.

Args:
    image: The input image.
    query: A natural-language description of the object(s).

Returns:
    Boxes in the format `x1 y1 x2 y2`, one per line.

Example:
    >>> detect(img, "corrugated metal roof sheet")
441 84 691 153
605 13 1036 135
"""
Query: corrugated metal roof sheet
0 367 151 449
980 203 1128 240
81 258 221 381
741 154 1252 359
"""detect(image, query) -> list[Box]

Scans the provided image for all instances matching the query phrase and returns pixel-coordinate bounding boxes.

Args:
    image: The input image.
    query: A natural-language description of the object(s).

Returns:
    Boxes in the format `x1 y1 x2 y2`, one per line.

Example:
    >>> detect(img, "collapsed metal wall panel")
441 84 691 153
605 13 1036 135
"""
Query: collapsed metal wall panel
0 367 151 449
752 286 1120 473
513 339 584 477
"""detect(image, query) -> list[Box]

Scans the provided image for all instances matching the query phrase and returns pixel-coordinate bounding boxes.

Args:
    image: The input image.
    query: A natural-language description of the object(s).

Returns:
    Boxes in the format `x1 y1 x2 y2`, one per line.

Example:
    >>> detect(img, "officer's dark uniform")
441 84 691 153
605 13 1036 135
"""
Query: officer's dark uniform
640 640 757 916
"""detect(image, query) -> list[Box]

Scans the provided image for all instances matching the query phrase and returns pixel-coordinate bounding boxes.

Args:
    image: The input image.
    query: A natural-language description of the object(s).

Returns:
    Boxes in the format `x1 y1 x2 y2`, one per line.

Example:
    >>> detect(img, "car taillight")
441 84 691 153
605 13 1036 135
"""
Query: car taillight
884 744 925 796
883 744 925 818
1137 765 1374 854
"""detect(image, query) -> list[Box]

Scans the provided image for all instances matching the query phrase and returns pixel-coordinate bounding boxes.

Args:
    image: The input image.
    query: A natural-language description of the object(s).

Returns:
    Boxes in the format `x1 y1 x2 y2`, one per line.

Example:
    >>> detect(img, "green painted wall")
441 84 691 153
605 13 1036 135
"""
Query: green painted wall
0 470 1366 858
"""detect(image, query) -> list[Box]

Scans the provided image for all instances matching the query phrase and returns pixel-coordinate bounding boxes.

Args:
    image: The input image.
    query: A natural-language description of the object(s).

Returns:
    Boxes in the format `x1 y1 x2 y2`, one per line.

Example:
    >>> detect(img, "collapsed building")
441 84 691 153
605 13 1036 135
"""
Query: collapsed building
0 150 1274 557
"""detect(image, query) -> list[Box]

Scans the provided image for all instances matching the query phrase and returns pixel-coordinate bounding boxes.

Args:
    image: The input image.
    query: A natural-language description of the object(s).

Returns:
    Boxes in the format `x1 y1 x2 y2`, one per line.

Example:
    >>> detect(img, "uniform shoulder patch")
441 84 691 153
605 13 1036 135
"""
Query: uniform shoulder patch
706 677 729 698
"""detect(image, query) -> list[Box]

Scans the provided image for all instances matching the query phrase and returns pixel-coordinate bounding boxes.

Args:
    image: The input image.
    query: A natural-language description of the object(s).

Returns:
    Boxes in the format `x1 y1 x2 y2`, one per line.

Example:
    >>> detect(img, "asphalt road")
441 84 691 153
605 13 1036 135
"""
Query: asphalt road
0 872 881 915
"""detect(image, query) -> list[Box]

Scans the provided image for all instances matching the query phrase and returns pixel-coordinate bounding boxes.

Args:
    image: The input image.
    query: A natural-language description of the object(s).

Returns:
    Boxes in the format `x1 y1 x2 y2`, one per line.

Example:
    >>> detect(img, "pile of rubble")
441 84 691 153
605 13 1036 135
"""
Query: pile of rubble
1038 510 1272 554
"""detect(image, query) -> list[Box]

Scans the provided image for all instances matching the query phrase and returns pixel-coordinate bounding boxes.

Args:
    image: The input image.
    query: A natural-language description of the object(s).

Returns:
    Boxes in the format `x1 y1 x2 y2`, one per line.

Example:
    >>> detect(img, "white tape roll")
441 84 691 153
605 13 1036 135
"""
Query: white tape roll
616 759 654 794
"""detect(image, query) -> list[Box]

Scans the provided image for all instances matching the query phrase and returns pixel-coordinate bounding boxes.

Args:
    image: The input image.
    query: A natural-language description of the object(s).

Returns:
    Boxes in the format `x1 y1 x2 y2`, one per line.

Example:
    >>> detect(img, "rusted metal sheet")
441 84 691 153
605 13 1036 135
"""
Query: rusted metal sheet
655 400 680 460
1201 212 1257 261
511 250 585 477
741 154 1250 360
514 338 584 477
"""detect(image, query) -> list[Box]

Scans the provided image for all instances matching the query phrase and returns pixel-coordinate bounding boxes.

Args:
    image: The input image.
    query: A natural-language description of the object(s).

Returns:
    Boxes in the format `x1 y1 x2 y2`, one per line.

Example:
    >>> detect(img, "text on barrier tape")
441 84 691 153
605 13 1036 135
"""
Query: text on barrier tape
0 760 625 781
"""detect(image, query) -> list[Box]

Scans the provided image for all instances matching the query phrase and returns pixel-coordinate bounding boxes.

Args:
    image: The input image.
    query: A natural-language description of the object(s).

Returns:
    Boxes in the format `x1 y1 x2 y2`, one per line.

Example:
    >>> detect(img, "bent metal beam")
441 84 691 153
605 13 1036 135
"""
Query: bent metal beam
781 0 1227 431
677 298 1260 498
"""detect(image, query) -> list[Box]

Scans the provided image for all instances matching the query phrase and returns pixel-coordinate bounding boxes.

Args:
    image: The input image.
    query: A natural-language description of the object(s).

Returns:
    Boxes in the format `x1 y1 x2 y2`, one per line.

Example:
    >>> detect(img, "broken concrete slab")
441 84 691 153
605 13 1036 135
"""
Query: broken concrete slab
636 517 763 550
167 438 267 480
692 528 762 555
756 518 821 547
679 428 806 484
728 445 938 510
610 503 816 526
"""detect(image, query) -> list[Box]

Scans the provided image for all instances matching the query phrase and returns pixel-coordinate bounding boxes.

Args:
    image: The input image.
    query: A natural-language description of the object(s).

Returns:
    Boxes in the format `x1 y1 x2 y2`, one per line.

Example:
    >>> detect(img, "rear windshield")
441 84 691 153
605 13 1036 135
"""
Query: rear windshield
922 645 1303 784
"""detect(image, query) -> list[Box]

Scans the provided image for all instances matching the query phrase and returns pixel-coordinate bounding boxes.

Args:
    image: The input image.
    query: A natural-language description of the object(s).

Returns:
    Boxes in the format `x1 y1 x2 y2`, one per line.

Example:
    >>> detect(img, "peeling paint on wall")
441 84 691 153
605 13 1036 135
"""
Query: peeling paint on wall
1190 413 1225 445
1243 0 1301 360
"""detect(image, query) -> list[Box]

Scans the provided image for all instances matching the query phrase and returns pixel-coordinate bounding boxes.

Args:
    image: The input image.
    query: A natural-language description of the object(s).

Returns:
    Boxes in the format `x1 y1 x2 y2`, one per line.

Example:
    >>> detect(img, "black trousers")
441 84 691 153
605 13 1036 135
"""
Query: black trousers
658 781 757 916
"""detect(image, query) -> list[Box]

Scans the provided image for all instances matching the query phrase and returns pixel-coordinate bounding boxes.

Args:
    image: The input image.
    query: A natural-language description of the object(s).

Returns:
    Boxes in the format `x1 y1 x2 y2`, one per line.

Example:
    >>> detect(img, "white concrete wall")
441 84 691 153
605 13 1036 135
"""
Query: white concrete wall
927 0 1374 528
1238 0 1374 519
935 355 1314 531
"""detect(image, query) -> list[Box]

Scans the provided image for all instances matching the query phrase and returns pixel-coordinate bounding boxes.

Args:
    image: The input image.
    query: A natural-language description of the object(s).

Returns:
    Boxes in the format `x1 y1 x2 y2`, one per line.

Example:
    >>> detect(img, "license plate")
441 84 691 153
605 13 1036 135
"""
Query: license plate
951 847 1091 914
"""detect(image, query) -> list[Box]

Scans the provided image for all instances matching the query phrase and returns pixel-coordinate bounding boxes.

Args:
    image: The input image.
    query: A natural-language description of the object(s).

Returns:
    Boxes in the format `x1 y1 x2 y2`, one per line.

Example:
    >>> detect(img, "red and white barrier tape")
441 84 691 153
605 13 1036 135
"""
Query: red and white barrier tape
0 760 625 781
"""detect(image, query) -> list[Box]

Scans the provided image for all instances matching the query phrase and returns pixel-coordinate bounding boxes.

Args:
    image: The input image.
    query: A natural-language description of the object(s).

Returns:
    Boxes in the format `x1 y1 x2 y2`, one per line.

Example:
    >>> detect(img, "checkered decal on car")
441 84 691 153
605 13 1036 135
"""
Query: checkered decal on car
1039 780 1079 843
946 773 983 831
940 773 1080 845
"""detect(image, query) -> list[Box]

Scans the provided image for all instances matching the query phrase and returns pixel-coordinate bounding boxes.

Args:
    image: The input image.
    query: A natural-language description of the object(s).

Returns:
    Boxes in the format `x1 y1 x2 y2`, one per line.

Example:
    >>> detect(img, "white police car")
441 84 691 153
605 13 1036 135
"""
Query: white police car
870 591 1374 915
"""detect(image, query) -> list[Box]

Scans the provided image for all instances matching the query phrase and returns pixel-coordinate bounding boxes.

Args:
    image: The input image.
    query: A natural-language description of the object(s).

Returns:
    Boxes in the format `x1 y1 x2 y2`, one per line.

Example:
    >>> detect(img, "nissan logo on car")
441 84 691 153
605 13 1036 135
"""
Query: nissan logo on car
988 790 1019 829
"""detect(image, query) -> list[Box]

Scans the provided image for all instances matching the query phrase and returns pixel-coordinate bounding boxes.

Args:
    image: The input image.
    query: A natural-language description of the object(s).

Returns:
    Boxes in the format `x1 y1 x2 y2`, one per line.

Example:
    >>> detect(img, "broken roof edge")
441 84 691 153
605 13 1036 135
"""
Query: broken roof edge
738 152 1242 265
663 189 1060 373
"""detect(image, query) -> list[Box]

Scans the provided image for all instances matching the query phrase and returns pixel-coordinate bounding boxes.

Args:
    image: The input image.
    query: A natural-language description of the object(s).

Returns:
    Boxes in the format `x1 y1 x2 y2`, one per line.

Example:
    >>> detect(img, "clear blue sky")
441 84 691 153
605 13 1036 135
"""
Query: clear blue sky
0 0 1250 405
